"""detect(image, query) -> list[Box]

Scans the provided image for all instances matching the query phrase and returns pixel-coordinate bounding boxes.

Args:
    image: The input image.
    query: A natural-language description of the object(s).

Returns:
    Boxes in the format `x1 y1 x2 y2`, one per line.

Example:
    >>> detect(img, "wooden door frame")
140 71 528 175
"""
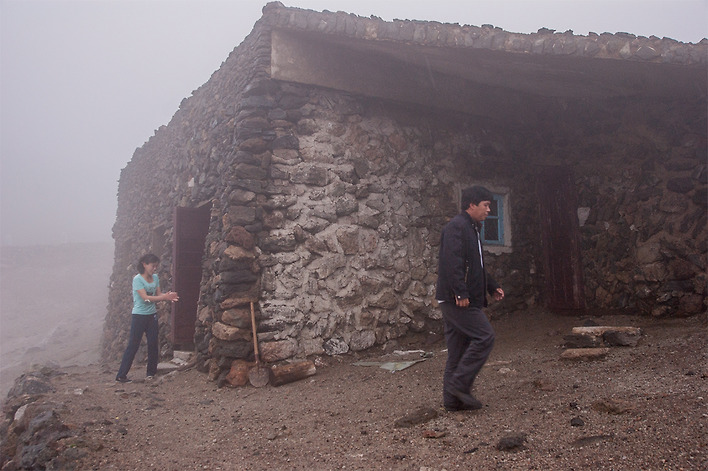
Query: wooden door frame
170 205 211 347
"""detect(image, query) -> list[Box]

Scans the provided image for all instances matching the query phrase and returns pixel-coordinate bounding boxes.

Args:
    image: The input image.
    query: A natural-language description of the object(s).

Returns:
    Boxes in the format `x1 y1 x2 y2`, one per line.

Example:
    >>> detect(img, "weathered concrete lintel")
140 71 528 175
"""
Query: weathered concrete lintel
271 29 533 120
270 28 705 123
265 2 706 112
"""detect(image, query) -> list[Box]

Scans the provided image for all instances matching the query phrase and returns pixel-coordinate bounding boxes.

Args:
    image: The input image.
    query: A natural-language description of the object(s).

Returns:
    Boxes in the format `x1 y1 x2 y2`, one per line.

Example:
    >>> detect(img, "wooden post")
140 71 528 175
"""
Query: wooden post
269 361 316 386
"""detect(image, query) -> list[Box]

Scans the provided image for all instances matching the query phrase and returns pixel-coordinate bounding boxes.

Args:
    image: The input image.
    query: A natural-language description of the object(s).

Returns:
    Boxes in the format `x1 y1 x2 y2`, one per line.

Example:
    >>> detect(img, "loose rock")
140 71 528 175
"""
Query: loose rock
394 407 439 428
496 433 527 451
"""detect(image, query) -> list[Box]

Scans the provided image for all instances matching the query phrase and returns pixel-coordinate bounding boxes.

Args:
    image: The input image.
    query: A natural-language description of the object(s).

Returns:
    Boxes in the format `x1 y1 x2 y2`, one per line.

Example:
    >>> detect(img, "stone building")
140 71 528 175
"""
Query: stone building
101 3 707 380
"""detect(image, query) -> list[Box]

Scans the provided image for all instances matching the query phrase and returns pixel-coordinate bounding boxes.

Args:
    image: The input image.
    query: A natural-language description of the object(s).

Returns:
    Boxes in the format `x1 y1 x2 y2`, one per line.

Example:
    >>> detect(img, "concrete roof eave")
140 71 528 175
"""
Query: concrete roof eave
262 4 707 118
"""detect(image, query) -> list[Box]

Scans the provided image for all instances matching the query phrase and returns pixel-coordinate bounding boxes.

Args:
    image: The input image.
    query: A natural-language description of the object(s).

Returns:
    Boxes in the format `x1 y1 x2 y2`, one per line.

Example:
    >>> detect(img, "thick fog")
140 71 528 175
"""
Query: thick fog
0 0 705 394
1 0 705 247
0 242 113 396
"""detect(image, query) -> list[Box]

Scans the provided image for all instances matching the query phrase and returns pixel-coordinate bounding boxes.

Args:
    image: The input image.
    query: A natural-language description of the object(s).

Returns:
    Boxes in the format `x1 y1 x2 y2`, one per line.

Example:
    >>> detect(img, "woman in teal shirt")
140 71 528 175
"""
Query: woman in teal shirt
116 254 179 382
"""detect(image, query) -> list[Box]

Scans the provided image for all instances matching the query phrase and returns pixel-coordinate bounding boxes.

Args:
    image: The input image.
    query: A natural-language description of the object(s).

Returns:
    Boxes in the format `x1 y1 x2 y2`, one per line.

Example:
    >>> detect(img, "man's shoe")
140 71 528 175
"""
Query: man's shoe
445 402 483 412
115 377 132 383
449 388 483 410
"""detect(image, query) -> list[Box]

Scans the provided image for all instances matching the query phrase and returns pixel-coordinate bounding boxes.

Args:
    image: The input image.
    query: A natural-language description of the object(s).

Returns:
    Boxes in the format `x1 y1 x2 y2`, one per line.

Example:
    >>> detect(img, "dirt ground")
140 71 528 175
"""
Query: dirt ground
4 309 707 470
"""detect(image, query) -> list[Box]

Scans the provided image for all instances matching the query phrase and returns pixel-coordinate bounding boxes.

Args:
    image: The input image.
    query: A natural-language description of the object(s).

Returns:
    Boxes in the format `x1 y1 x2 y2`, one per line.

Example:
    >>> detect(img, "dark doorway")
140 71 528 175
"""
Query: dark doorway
537 167 586 312
171 205 210 347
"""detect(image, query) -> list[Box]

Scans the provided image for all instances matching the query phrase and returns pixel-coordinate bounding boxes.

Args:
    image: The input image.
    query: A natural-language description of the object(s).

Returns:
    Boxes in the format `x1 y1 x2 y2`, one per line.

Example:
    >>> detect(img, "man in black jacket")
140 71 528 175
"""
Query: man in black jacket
435 185 505 411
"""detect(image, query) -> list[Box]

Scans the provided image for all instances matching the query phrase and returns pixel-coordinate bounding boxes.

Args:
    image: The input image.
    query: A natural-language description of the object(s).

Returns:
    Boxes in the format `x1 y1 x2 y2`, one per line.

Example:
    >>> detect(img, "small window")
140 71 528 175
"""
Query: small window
481 194 504 245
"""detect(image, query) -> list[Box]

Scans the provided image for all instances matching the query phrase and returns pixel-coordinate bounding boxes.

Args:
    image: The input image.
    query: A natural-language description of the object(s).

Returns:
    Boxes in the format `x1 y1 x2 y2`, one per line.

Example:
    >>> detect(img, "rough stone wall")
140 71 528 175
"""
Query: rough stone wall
573 101 707 317
101 23 274 362
193 79 536 379
504 96 707 317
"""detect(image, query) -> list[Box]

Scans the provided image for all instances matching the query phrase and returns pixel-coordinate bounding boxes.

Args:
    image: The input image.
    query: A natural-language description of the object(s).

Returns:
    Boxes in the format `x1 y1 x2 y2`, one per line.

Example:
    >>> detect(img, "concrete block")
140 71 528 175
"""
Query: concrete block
570 326 642 347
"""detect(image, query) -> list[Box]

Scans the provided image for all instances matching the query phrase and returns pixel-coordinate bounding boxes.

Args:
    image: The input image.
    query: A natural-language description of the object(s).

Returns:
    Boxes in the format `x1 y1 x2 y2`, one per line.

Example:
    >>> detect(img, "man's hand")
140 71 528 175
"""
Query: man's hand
455 297 470 307
492 288 505 301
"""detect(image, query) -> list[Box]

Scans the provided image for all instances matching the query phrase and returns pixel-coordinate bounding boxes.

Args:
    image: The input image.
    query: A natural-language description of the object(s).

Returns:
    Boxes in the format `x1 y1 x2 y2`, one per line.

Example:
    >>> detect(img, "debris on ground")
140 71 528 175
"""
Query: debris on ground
394 407 439 428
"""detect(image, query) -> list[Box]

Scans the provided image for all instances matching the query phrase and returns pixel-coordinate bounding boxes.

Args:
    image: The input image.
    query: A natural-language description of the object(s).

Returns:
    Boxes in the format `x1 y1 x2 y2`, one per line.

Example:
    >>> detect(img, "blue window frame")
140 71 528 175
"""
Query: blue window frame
481 194 504 245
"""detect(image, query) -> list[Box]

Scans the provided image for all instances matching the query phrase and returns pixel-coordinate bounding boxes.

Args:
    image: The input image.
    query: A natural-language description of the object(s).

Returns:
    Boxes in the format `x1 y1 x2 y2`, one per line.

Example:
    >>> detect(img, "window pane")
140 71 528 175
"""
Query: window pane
484 219 499 241
489 199 498 216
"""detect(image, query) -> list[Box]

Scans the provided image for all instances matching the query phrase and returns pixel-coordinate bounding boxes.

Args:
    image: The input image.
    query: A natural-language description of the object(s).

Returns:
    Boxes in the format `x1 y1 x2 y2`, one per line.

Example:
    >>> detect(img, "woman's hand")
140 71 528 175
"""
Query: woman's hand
164 291 179 302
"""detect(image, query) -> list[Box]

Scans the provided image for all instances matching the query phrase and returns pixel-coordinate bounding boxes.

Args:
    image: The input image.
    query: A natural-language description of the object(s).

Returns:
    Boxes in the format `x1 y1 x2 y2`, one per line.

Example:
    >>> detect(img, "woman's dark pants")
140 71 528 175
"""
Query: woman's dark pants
116 314 159 379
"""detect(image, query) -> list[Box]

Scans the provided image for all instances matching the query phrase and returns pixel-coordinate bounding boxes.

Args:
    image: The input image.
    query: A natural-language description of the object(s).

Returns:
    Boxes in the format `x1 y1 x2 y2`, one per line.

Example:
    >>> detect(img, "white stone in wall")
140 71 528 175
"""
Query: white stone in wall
323 338 349 355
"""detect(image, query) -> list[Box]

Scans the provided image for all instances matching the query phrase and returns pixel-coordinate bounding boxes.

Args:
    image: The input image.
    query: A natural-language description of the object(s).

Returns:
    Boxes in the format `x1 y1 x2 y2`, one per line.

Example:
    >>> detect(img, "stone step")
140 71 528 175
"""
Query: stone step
172 350 194 362
156 351 195 373
560 347 610 361
157 362 180 373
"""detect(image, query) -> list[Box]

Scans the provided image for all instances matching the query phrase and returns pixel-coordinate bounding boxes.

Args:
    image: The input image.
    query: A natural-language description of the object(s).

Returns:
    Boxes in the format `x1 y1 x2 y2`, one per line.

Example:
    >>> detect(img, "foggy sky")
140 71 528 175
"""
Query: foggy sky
1 0 706 247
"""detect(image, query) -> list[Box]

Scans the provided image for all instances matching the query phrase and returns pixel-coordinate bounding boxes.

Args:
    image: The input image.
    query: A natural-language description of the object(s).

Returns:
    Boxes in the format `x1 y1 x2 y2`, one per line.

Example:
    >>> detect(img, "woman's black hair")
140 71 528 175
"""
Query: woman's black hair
461 185 494 211
137 254 160 274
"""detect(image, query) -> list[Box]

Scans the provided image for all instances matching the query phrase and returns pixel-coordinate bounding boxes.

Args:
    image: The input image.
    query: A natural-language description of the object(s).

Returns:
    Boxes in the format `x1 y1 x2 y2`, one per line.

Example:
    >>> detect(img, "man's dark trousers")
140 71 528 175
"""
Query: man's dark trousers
441 303 495 408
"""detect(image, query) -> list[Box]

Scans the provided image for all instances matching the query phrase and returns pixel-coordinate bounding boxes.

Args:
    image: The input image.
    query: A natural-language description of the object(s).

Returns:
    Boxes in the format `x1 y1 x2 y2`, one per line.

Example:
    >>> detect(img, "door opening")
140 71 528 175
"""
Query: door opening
171 205 210 348
537 166 586 312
